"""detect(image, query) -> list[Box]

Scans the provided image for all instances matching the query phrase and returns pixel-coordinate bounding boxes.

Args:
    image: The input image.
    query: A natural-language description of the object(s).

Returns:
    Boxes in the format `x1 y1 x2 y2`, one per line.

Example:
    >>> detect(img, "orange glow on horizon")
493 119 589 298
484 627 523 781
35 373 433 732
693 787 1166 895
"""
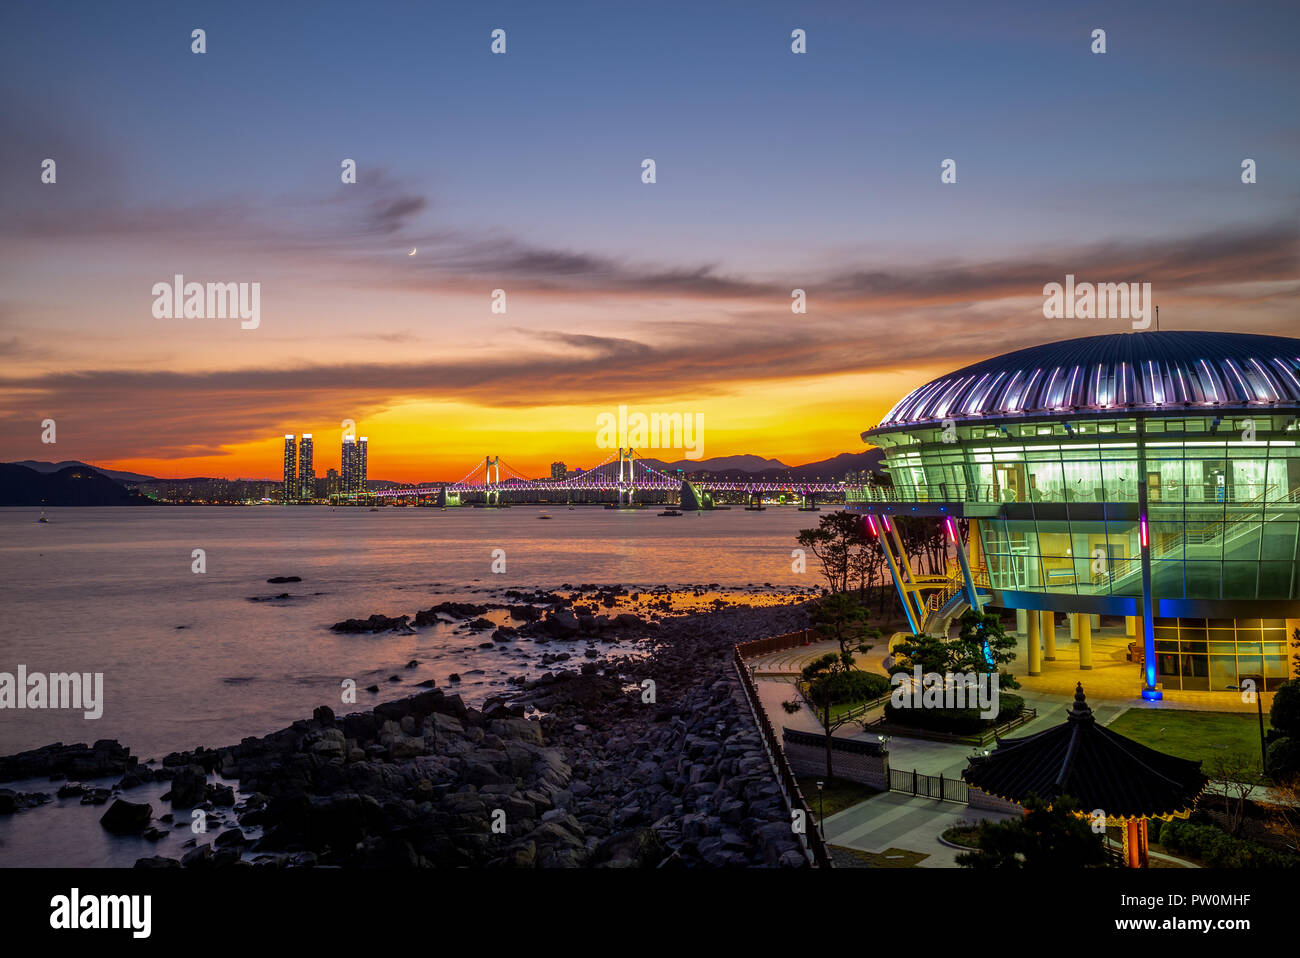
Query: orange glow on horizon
97 369 923 481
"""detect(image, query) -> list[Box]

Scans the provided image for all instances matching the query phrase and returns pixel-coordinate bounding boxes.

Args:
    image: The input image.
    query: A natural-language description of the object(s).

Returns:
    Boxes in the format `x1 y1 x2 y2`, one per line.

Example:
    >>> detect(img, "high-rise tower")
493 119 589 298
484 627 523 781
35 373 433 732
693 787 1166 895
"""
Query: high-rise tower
342 437 356 495
281 435 297 504
358 437 368 495
298 434 315 502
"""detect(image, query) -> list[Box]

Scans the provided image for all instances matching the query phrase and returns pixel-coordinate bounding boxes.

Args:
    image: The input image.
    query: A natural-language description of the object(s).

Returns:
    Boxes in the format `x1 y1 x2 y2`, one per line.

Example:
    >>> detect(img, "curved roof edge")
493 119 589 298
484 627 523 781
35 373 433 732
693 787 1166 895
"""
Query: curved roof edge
869 331 1300 434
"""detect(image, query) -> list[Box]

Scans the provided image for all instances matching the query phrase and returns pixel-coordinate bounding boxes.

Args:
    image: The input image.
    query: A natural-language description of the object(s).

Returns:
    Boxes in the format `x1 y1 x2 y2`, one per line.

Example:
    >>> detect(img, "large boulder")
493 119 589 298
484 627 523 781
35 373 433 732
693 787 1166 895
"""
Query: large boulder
100 799 153 834
413 602 489 626
544 611 580 638
330 614 414 634
0 789 51 814
167 765 208 808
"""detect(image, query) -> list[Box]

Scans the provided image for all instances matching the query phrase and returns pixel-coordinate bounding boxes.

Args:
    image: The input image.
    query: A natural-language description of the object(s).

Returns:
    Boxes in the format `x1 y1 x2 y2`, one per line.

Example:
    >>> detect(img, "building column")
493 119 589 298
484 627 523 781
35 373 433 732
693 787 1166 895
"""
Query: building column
1090 613 1101 630
1027 611 1041 676
1042 611 1056 661
1126 616 1138 638
1075 613 1092 670
1015 609 1028 637
1122 820 1149 869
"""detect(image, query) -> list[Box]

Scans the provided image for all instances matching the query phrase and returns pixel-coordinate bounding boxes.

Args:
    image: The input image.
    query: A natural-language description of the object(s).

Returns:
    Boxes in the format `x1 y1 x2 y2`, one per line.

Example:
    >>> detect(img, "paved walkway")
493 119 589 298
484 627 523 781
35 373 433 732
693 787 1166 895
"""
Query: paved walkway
823 792 1016 867
753 674 823 734
750 637 887 678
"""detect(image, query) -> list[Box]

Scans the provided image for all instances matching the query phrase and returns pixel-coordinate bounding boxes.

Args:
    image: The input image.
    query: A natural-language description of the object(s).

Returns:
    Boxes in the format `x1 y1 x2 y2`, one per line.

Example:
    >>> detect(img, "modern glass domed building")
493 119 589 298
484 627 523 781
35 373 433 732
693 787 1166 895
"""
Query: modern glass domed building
847 331 1300 699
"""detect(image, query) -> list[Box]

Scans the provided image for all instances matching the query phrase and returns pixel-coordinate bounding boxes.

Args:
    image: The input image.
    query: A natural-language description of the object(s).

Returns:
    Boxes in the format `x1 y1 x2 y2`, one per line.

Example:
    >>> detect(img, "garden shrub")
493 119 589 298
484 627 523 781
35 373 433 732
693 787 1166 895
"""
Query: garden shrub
884 691 1025 734
1160 820 1296 868
807 670 890 708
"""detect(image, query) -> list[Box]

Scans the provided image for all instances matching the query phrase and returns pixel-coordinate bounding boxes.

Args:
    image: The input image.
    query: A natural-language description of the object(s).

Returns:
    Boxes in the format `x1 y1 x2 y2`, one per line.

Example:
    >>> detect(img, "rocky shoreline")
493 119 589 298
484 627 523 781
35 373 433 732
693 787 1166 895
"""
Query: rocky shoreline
1 596 813 868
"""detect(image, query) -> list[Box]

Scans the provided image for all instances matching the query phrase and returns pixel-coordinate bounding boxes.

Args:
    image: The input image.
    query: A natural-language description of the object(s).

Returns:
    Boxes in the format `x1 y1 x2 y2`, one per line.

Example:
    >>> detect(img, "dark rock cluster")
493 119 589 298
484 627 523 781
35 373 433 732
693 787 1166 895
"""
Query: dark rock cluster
0 739 139 783
3 598 813 868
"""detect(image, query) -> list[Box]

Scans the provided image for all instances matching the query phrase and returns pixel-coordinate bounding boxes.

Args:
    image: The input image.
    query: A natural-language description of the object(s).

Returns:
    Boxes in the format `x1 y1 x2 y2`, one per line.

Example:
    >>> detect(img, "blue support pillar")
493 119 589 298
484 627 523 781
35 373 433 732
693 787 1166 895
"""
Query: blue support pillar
1137 482 1161 701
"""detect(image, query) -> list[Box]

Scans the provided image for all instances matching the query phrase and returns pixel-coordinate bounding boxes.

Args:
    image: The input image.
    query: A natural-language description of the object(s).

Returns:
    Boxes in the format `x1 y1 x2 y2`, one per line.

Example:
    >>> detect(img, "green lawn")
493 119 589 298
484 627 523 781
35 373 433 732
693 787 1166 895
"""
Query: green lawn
823 697 885 725
940 824 981 849
796 684 889 726
1106 709 1271 776
797 776 882 820
830 845 928 868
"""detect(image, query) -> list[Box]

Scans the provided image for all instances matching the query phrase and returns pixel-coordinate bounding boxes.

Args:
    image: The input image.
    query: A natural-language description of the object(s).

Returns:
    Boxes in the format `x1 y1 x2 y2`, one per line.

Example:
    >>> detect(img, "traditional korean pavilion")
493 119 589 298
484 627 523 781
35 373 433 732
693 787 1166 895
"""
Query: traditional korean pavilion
963 683 1209 867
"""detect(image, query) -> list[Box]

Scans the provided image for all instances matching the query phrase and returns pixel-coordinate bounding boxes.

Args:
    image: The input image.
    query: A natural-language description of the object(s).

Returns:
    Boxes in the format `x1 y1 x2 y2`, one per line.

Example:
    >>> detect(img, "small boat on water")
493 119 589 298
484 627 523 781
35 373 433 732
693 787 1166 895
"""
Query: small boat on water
37 510 50 523
368 507 379 512
538 514 553 520
658 509 682 517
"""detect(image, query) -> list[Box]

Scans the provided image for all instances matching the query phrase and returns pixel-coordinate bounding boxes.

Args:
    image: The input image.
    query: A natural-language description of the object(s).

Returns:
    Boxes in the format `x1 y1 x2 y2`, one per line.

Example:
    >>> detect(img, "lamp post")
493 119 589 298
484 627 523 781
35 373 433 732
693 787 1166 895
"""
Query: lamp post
816 781 825 841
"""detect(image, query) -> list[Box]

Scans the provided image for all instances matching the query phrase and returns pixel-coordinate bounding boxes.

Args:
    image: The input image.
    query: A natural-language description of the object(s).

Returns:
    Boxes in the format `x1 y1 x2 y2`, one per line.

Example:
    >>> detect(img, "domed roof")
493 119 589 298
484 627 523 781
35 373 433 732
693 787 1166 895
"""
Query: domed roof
872 331 1300 432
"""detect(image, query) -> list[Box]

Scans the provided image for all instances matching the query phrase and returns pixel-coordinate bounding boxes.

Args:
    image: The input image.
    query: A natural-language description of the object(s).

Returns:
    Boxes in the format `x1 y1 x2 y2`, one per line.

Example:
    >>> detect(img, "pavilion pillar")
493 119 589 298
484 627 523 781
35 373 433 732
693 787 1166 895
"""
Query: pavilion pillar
1027 611 1041 676
1042 611 1056 661
1126 616 1138 638
1016 609 1028 636
1074 613 1093 670
1122 819 1149 868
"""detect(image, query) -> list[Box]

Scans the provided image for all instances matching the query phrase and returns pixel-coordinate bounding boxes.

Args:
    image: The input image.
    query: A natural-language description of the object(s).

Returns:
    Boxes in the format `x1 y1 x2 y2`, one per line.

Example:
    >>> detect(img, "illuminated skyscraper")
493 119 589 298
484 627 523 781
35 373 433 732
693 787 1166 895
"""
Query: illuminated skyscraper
298 434 315 502
551 461 567 480
358 437 368 494
342 437 357 495
281 435 296 505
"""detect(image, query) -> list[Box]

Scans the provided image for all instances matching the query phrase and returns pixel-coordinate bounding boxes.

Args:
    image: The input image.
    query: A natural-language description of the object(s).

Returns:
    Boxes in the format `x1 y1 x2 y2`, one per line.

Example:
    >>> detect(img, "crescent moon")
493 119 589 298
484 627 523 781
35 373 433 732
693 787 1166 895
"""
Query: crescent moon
408 247 417 256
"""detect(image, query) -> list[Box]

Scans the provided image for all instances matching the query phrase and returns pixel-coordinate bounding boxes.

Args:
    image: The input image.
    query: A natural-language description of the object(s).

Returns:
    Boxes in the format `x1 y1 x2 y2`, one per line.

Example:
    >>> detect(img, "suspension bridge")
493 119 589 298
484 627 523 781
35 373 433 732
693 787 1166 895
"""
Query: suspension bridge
358 449 846 508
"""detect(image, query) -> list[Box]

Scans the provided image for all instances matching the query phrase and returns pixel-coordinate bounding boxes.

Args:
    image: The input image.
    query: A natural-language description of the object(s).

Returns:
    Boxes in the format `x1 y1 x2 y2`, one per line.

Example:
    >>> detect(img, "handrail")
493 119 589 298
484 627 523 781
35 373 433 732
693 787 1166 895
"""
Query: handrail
847 481 1300 508
918 563 990 631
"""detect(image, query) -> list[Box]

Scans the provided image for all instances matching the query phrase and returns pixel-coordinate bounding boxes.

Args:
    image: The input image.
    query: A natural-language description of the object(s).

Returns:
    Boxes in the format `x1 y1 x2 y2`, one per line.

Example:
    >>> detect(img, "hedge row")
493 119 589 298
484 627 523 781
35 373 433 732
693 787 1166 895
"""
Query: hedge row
1158 820 1297 869
883 693 1024 735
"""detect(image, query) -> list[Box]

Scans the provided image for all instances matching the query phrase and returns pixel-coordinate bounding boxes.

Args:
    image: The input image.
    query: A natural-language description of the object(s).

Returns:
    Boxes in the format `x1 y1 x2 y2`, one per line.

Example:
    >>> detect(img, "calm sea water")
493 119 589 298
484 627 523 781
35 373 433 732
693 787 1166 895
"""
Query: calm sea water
0 505 816 759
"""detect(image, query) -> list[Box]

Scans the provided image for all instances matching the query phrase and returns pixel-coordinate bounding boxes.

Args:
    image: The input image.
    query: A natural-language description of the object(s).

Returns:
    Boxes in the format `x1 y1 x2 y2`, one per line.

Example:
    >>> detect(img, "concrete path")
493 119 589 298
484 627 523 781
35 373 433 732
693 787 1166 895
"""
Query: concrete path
822 792 1016 867
750 637 888 678
753 675 824 734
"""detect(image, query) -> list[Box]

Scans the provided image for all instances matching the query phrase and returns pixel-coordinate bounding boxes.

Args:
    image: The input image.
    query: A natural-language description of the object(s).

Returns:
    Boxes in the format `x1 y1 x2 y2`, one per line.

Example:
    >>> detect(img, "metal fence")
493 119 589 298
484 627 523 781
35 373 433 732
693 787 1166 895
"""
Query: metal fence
735 629 814 658
889 767 970 804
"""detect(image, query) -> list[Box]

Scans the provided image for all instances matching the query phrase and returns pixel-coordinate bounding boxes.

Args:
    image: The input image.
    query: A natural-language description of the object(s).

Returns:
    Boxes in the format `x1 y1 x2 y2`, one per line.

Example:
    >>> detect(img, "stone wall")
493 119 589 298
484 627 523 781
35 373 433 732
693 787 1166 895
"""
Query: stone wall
781 728 889 790
968 787 1024 814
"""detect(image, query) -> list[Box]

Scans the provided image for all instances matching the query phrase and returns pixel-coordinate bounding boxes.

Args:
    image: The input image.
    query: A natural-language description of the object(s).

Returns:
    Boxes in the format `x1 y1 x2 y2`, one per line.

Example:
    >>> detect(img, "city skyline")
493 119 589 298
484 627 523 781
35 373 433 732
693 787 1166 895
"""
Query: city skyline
2 1 1297 482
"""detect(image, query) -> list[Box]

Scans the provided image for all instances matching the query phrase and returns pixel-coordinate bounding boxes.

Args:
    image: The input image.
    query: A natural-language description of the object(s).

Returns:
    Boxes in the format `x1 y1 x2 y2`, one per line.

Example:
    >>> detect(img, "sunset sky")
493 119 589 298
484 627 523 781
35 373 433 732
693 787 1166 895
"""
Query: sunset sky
1 0 1297 482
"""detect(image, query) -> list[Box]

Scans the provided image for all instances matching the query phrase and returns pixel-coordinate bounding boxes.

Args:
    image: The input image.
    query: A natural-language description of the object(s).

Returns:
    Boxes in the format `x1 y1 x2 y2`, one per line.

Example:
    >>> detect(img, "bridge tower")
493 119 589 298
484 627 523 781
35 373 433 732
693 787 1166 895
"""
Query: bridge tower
617 448 636 507
681 479 711 511
484 455 502 507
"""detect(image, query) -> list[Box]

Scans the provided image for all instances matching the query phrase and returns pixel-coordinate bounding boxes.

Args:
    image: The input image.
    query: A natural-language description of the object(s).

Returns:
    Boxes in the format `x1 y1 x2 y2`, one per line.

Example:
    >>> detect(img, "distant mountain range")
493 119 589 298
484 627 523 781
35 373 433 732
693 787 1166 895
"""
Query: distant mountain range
641 454 789 473
11 460 157 483
637 449 884 481
0 463 153 506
